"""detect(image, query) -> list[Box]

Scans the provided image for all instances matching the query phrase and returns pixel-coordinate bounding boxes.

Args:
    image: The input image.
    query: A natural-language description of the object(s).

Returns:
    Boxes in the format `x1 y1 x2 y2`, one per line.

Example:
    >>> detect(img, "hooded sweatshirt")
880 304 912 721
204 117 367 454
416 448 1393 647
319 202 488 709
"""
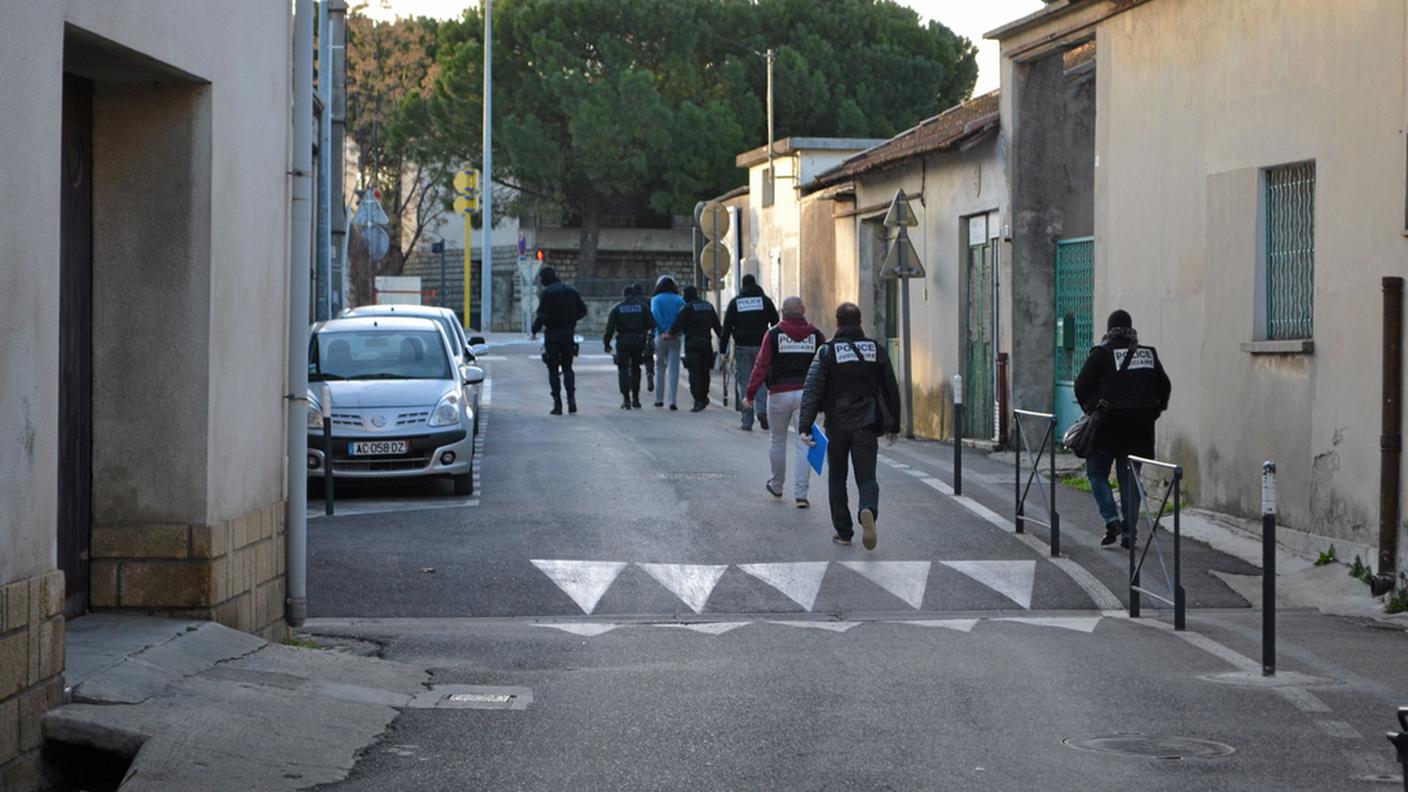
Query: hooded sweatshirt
721 282 779 348
651 276 685 336
746 315 825 399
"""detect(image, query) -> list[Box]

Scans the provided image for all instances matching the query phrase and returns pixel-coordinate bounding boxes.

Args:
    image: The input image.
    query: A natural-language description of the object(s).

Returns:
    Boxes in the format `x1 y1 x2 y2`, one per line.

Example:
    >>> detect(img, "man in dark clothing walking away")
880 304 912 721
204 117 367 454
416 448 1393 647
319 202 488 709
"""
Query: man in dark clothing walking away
798 302 901 550
743 296 824 507
530 266 588 415
669 285 723 412
1074 309 1172 548
721 274 780 431
603 283 655 409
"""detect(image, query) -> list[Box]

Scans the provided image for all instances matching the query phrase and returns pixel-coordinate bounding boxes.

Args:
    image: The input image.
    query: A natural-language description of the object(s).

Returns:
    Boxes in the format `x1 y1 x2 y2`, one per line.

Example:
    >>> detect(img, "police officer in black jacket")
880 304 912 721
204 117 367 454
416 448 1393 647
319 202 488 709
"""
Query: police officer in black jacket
1073 309 1172 547
530 266 589 415
798 302 901 550
669 285 723 412
604 283 655 409
721 274 780 430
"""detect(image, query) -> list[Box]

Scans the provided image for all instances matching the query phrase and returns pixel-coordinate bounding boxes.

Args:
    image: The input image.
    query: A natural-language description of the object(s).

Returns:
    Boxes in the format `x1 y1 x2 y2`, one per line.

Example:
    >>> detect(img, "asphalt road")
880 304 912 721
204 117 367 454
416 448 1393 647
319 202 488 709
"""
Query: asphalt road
306 339 1407 791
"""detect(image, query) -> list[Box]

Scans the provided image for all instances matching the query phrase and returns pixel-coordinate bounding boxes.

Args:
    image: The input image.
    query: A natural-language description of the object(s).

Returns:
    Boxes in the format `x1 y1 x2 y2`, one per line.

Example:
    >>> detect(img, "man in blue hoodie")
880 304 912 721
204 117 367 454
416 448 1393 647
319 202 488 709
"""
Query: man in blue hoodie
650 276 686 410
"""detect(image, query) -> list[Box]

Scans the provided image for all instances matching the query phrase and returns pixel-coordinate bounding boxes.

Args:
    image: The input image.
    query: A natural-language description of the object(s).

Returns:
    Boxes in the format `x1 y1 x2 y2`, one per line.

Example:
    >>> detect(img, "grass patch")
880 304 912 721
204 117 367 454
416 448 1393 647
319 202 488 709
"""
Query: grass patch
1059 474 1092 493
1314 544 1337 567
1387 587 1408 615
283 635 323 650
1349 555 1375 586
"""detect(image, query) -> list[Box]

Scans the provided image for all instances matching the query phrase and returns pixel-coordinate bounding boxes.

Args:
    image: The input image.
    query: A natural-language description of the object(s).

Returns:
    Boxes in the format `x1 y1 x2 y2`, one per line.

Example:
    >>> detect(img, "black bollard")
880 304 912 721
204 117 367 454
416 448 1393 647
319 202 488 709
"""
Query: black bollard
953 374 963 497
322 384 335 516
1263 460 1276 676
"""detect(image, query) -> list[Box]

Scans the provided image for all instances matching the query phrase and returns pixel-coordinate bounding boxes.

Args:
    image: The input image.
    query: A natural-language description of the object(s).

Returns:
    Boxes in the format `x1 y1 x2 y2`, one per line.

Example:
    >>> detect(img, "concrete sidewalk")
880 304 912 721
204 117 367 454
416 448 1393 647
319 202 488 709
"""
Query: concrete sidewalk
43 615 430 791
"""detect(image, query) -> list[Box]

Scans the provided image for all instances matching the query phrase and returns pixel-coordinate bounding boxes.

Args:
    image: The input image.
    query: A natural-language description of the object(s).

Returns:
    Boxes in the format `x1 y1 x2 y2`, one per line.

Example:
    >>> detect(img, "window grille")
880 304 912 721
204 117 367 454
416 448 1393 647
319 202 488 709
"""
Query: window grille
1264 162 1315 340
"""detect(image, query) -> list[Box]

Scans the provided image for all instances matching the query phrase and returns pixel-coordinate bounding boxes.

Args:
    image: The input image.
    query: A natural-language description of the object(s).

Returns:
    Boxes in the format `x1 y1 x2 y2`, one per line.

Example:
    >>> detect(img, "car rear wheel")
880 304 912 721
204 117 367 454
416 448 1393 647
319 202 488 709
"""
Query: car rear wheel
452 471 474 496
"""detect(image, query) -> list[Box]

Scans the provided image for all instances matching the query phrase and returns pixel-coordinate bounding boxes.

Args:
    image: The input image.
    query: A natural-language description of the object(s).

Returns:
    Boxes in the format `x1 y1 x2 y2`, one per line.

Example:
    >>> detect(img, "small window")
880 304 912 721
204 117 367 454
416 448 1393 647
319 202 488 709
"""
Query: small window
1262 161 1315 340
761 168 775 208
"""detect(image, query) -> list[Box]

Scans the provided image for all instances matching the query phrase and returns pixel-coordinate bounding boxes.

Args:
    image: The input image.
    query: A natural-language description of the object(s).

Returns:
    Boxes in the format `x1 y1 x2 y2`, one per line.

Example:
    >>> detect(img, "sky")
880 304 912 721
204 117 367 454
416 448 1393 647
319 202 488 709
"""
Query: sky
355 0 1046 95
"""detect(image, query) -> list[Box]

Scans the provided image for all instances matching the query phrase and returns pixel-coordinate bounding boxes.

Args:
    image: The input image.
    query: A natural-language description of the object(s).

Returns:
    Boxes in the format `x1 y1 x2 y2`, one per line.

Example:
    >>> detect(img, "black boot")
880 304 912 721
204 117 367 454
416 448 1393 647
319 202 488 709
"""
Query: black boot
550 397 563 415
568 397 578 414
631 393 642 409
621 395 631 410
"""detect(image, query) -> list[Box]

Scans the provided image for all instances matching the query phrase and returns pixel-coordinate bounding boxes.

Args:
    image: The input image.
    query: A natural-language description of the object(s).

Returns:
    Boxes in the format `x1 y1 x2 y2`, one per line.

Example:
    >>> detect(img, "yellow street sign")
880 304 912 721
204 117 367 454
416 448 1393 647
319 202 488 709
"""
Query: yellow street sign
453 169 480 193
699 241 731 280
453 196 478 215
698 202 730 241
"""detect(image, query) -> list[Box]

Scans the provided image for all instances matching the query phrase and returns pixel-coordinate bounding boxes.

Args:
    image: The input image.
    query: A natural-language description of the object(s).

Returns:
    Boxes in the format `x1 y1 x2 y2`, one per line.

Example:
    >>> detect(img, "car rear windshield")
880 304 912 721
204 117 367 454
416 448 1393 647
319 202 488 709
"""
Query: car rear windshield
309 329 452 381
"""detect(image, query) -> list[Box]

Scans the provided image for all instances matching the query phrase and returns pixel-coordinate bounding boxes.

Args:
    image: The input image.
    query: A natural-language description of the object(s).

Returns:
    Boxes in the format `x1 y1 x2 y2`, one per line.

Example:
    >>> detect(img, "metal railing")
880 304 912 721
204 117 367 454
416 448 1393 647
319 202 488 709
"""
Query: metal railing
1013 409 1061 557
1124 455 1186 630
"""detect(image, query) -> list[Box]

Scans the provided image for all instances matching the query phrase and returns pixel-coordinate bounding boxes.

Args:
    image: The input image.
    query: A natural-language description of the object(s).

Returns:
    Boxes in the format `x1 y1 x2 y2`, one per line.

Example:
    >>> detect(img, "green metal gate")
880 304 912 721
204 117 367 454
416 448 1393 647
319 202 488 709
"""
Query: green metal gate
1054 237 1094 440
964 241 995 439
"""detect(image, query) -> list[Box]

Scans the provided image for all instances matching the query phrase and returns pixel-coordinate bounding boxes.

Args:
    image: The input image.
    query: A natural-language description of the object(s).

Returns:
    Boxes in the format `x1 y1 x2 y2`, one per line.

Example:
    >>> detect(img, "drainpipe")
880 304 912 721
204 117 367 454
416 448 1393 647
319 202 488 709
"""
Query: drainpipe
1376 277 1403 595
285 0 314 628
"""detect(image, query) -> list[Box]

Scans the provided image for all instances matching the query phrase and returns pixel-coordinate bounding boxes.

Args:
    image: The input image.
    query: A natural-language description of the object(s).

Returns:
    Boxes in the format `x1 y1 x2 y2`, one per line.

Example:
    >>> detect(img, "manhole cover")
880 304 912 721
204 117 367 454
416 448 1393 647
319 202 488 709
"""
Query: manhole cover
1063 734 1235 760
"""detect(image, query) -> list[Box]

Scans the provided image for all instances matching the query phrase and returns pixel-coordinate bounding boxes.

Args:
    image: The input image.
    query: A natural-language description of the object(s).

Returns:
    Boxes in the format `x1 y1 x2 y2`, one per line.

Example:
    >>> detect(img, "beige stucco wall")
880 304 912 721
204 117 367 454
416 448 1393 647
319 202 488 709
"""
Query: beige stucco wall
0 2 65 588
1094 0 1408 566
848 140 1010 440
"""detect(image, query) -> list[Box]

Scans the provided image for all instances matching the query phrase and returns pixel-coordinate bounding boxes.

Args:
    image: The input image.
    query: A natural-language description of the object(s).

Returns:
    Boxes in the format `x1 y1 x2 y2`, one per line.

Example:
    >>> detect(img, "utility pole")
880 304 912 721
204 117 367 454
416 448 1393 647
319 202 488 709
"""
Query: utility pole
285 0 314 629
766 48 775 194
316 0 331 321
480 0 493 332
330 0 348 312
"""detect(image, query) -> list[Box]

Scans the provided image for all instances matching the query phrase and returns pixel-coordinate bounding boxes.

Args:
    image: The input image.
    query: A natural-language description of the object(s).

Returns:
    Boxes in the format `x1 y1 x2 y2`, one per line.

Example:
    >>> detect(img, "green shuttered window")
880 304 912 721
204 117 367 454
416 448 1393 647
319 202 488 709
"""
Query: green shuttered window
1264 162 1315 340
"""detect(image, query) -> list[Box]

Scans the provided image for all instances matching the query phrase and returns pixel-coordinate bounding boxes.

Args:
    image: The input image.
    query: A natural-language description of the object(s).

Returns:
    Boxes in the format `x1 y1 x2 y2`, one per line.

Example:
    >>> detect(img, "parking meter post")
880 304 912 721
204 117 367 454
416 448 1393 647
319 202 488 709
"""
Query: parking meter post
322 385 334 516
1263 461 1277 676
1049 414 1060 558
953 374 962 496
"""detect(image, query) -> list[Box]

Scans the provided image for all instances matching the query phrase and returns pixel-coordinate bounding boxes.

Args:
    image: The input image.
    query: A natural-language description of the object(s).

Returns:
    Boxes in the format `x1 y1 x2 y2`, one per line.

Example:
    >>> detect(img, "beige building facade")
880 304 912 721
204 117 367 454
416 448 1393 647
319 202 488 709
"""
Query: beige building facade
0 3 294 785
993 0 1408 577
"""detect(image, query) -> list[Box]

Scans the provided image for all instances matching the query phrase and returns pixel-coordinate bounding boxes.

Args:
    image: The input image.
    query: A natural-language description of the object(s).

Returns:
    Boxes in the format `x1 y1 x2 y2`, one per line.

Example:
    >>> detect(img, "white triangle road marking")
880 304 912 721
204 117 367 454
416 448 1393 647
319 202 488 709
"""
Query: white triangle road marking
838 561 931 609
941 560 1036 609
737 562 830 611
890 618 979 633
530 560 627 614
636 563 729 614
535 623 620 636
770 620 860 633
652 622 751 635
994 617 1102 633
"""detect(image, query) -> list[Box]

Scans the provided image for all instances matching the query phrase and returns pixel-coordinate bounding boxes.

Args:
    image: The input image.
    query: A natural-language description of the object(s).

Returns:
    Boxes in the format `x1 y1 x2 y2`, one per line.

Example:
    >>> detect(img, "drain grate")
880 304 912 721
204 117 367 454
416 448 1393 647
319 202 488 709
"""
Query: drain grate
407 684 533 710
1063 734 1236 760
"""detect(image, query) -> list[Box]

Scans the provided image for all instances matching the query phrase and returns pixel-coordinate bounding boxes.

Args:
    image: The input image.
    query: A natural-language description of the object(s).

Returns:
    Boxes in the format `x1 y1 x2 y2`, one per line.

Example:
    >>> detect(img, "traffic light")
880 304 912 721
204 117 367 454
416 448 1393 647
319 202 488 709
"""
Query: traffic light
536 249 545 262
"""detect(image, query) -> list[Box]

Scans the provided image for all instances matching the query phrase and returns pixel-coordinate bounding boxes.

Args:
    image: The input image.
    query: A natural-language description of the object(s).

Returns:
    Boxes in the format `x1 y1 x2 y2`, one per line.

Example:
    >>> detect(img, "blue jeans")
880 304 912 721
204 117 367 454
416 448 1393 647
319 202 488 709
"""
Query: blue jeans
733 346 766 428
1087 453 1141 531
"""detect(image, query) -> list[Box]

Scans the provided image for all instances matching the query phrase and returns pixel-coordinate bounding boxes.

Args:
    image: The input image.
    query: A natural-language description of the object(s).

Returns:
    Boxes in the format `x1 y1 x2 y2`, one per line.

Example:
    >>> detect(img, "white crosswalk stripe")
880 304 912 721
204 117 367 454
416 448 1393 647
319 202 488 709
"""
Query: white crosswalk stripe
736 562 829 611
636 563 729 614
838 561 931 609
941 560 1037 609
525 616 1106 638
529 558 1047 614
993 616 1101 633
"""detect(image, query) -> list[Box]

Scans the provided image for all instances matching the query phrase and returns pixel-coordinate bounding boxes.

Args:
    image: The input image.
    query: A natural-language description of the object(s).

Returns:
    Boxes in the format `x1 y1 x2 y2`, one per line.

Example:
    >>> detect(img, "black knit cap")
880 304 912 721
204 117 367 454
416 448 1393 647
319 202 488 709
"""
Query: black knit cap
1107 309 1132 330
742 274 756 287
683 285 699 301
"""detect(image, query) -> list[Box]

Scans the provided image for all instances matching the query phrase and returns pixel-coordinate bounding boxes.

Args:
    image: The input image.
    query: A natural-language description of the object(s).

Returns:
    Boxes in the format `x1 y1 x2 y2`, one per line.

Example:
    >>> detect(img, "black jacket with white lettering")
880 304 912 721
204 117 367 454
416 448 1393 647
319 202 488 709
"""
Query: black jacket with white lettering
603 296 654 347
669 299 722 348
720 284 779 349
798 326 902 435
1073 335 1171 458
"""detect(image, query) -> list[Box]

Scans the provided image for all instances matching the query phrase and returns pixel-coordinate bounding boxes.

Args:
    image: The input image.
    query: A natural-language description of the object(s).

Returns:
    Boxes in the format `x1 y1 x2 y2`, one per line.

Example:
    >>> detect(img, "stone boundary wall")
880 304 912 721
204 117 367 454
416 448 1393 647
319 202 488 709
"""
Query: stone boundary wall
89 500 288 643
0 570 65 790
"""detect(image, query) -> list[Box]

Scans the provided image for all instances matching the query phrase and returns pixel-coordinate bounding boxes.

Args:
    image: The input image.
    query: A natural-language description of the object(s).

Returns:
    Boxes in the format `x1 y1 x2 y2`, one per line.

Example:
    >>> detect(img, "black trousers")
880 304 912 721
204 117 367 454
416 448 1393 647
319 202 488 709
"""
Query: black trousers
543 334 576 400
826 426 879 538
684 342 714 405
615 338 646 398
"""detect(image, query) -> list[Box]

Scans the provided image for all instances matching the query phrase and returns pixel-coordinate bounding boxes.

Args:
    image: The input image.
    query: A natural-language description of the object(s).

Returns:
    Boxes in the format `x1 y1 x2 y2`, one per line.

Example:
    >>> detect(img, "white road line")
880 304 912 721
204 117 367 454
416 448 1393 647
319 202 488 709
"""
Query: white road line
889 618 978 632
838 561 931 609
942 560 1036 609
530 560 628 614
636 563 729 614
535 623 619 636
737 562 829 611
994 616 1102 633
1274 685 1332 713
770 620 860 633
1315 720 1363 739
652 621 750 635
